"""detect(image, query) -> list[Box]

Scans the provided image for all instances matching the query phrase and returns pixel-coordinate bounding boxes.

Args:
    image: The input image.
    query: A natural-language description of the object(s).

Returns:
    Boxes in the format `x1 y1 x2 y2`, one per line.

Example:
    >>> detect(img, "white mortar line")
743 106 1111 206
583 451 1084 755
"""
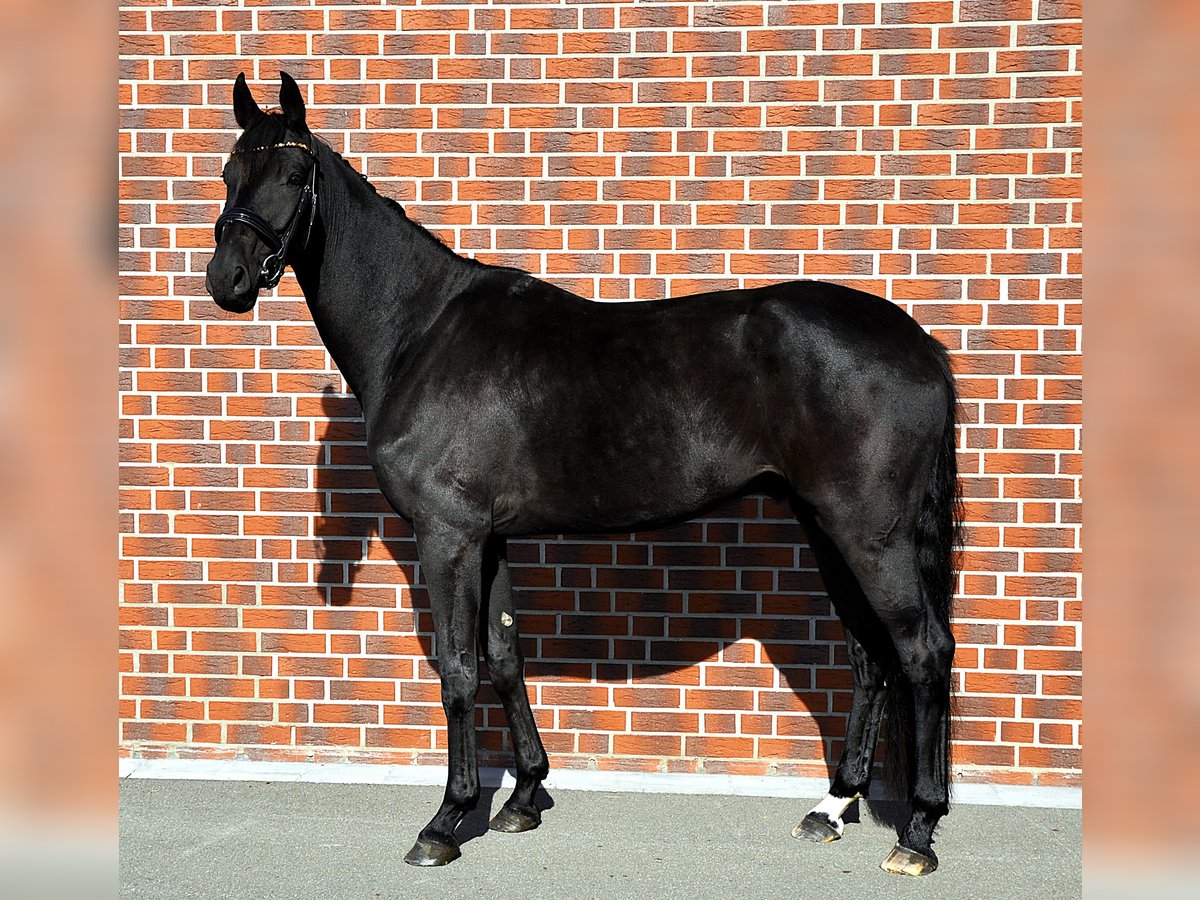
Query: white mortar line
118 757 1080 809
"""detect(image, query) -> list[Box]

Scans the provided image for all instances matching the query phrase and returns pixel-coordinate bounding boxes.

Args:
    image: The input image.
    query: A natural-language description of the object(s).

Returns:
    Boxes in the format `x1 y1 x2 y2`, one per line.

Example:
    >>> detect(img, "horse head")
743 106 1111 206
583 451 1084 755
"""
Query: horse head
206 71 318 313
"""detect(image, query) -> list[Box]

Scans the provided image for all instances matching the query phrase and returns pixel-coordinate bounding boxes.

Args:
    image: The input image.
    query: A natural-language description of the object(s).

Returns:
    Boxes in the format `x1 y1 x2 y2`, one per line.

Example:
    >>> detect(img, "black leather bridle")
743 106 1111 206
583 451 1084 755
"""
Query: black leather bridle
214 136 319 290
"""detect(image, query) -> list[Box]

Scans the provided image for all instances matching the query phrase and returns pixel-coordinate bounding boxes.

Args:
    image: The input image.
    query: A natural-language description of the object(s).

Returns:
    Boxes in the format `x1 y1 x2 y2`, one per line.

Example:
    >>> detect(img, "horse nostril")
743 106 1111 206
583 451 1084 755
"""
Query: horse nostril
230 265 249 293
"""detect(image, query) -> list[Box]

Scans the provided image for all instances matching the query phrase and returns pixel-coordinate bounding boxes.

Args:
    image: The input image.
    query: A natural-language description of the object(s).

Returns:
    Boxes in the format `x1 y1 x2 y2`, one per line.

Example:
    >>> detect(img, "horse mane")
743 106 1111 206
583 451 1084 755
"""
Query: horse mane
235 112 457 255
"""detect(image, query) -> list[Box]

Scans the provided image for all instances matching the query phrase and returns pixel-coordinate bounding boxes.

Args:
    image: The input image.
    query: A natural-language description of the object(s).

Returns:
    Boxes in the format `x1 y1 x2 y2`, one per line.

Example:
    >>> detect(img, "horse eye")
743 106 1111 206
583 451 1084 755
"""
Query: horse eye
287 172 305 186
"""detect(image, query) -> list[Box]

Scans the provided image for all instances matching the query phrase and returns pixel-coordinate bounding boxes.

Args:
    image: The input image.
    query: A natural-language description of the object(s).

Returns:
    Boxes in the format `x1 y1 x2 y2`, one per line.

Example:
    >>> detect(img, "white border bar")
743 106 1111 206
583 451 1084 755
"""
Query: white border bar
119 758 1081 809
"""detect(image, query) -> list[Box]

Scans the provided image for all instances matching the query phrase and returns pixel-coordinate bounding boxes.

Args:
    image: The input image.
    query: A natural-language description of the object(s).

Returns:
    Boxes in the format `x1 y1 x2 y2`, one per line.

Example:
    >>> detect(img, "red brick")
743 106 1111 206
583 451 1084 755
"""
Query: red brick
121 7 1082 781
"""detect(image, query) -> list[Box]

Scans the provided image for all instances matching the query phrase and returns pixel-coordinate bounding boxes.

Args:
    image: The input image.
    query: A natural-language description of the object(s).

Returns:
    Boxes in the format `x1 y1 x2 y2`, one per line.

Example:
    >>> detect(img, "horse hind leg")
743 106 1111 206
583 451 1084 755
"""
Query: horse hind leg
480 537 549 834
791 519 888 844
876 593 954 877
818 515 954 877
794 630 885 843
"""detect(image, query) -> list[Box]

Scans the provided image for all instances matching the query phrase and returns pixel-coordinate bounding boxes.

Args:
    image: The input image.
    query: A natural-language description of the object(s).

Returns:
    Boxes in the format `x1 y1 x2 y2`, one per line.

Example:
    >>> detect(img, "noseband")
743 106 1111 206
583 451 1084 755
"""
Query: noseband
214 136 319 290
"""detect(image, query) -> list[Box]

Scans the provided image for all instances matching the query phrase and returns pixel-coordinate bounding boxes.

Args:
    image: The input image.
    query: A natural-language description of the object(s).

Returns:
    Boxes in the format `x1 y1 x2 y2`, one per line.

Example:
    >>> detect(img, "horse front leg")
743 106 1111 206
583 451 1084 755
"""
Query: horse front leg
403 522 485 867
480 536 549 833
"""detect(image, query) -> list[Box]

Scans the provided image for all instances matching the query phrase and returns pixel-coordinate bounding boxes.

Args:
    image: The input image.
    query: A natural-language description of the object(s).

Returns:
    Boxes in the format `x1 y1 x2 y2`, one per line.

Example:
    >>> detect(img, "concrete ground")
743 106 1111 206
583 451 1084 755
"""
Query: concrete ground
120 779 1080 899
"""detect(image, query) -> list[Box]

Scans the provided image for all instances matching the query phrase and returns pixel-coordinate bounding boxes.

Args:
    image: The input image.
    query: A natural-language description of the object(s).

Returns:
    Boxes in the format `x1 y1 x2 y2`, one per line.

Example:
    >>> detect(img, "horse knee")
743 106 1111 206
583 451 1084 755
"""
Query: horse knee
439 661 480 716
486 650 523 695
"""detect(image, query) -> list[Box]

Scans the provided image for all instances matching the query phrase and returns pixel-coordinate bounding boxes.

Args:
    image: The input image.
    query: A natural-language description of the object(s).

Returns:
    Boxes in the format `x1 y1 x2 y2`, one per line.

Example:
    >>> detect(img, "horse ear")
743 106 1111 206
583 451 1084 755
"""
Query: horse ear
279 71 307 131
233 72 263 131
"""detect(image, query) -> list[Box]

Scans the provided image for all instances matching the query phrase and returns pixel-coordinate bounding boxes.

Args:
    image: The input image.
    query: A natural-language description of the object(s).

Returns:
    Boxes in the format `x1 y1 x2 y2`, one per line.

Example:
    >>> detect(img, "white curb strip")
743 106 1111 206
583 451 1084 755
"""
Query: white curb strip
119 758 1081 809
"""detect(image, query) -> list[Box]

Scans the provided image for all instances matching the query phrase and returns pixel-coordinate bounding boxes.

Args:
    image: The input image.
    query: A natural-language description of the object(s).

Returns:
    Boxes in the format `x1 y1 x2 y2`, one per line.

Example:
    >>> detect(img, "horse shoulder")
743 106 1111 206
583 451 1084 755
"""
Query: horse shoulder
363 279 545 525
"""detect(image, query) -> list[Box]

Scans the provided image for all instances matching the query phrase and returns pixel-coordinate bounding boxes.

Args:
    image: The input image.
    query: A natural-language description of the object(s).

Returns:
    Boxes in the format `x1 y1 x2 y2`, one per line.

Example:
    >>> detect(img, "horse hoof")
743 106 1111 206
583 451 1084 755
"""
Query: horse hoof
404 837 461 867
791 812 842 843
489 806 541 833
880 843 938 877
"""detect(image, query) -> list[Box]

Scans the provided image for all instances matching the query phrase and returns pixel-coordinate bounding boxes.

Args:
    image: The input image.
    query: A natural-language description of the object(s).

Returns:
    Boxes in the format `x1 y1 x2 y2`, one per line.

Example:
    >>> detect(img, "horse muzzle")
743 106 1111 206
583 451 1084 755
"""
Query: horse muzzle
205 256 261 313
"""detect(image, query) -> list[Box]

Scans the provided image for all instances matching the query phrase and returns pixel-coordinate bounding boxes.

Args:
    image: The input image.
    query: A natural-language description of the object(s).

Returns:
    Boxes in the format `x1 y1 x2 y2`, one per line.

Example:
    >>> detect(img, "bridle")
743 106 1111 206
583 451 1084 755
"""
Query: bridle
214 135 319 290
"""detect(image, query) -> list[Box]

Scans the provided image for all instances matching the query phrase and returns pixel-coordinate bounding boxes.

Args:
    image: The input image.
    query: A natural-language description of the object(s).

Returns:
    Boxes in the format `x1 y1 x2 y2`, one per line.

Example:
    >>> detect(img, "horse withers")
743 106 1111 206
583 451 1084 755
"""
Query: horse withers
206 73 960 877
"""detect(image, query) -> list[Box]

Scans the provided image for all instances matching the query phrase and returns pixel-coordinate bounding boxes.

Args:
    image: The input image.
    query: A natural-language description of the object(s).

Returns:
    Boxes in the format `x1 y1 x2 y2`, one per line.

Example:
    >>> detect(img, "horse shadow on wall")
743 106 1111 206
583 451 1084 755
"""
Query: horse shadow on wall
310 387 898 833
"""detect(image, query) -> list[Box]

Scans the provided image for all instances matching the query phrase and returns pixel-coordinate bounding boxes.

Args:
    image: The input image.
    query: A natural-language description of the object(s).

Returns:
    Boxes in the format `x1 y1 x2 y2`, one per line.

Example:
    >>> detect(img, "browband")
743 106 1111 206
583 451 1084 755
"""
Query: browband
229 140 315 158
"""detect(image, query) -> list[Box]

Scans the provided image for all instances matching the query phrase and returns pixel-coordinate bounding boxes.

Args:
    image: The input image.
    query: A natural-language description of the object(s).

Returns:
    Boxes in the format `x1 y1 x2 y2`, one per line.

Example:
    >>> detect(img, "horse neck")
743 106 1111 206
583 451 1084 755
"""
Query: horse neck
291 140 479 419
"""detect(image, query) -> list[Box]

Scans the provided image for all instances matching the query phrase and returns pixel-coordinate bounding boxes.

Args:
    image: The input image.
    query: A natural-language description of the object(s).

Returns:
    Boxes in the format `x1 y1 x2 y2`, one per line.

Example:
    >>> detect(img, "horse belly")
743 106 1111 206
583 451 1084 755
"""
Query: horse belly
494 420 764 535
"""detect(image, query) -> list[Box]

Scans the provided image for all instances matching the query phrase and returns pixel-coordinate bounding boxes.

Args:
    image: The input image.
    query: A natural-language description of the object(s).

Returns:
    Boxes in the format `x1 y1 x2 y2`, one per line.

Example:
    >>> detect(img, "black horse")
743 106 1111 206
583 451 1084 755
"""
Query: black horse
206 73 960 877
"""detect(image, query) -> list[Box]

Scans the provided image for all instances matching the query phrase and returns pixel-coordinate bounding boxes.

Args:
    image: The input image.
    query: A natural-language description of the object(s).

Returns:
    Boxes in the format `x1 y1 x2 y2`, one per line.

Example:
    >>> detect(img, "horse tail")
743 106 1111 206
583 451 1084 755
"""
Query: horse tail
883 339 961 800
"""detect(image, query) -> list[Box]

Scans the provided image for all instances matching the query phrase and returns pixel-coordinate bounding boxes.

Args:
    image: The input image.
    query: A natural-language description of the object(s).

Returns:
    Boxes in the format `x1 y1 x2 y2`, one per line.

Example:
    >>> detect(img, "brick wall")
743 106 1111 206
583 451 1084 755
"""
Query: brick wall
118 0 1082 788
